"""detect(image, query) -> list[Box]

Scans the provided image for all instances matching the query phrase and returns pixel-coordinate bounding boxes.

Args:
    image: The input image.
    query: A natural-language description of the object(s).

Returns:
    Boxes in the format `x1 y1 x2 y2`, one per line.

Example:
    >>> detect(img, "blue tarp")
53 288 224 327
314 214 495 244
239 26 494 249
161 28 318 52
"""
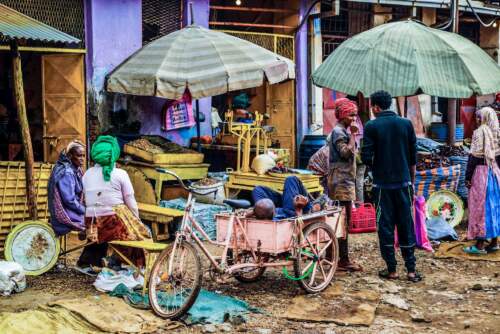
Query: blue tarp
160 198 229 240
109 284 259 324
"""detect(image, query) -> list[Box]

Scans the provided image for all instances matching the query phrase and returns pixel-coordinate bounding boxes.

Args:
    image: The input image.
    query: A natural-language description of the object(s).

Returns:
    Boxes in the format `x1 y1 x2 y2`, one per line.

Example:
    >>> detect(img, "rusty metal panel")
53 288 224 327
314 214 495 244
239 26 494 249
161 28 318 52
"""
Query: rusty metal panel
0 1 81 44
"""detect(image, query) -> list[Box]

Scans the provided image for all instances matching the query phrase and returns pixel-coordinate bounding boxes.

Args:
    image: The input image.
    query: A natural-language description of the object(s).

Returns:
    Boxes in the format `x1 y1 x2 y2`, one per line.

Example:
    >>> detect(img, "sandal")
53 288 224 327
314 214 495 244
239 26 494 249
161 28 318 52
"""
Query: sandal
407 272 423 283
378 269 399 280
463 245 487 255
484 245 500 253
338 261 363 272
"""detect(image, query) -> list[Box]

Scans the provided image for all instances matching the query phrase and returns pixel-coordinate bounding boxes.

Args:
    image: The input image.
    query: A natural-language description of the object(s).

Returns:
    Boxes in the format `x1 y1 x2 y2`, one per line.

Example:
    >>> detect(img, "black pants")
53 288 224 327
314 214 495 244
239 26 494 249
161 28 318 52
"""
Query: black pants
373 186 416 273
77 242 108 267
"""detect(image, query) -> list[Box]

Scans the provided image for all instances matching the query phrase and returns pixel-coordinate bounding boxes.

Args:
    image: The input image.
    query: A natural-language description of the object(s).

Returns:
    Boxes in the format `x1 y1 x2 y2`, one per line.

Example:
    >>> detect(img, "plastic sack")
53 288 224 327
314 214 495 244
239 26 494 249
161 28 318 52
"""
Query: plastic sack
251 154 276 175
0 261 26 296
425 217 458 241
395 196 433 252
93 267 143 292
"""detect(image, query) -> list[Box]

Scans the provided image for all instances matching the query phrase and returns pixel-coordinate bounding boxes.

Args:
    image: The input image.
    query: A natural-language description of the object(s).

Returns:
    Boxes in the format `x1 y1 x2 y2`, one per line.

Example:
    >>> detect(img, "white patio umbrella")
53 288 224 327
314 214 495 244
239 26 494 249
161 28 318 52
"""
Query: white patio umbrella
106 25 294 150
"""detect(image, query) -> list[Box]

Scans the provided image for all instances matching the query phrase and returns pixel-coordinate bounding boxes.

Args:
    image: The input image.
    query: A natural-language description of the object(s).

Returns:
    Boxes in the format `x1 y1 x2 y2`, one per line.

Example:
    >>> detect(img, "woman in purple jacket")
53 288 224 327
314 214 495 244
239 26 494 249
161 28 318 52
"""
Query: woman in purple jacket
48 141 86 236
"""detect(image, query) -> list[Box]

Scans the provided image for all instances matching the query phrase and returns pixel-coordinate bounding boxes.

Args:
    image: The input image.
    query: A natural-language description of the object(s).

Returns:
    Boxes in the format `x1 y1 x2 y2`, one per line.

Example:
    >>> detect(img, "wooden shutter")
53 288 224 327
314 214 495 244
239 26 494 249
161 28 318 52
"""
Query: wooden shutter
266 80 296 165
42 54 85 163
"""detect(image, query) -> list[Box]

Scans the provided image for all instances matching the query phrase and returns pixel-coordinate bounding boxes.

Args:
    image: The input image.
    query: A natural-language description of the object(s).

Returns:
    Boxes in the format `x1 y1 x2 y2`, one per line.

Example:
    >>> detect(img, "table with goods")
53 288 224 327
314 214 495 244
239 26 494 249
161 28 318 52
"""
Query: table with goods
122 136 210 203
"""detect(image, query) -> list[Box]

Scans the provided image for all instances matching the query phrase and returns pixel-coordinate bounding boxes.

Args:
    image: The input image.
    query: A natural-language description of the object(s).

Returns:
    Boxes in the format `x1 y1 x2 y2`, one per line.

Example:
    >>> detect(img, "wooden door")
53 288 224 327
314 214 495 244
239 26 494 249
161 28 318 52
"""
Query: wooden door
42 54 86 163
266 80 296 166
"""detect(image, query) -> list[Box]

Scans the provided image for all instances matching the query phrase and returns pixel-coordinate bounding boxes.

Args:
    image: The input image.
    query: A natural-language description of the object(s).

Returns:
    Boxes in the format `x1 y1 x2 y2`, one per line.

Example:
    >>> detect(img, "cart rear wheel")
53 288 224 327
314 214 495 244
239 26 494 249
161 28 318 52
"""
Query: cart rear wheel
148 240 202 319
294 222 338 293
234 252 267 283
4 220 60 276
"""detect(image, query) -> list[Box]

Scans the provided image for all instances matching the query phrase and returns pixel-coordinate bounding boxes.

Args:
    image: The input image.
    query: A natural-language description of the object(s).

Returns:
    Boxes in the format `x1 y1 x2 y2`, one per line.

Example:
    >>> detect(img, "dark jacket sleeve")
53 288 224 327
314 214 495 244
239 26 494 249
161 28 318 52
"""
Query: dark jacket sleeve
57 171 85 215
408 121 417 167
465 155 483 183
361 122 375 167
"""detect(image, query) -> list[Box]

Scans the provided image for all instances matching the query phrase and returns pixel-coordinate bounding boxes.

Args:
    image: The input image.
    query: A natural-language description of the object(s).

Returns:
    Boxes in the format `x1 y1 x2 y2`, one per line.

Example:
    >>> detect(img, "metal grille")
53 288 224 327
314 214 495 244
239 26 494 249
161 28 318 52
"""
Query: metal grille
221 30 295 61
142 0 182 45
0 0 85 47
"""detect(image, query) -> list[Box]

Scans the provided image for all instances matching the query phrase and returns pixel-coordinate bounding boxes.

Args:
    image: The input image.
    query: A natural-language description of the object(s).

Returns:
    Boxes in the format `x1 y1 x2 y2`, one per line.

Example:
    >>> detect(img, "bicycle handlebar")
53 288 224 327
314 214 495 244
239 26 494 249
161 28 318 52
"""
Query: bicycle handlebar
155 168 219 197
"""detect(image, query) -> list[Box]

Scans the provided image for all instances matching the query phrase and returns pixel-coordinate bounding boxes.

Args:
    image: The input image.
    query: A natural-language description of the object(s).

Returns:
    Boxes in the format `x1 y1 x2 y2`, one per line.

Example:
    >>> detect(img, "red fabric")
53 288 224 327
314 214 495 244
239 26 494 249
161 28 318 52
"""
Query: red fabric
334 98 358 121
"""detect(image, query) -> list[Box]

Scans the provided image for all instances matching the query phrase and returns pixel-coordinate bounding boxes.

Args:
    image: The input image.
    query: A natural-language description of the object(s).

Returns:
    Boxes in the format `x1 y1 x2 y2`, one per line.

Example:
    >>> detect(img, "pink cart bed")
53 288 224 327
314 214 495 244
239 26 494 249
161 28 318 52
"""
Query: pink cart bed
216 207 345 255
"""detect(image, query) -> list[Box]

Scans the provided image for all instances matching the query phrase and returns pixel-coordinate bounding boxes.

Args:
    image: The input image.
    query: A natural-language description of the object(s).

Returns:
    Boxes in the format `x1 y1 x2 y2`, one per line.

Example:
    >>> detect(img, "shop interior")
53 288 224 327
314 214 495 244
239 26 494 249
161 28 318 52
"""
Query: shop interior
0 51 44 162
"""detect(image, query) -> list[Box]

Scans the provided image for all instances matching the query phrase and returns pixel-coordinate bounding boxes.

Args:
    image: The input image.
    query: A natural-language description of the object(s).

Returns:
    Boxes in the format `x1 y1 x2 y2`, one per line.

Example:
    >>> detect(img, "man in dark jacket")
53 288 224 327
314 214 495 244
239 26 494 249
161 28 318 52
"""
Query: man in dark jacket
361 91 422 282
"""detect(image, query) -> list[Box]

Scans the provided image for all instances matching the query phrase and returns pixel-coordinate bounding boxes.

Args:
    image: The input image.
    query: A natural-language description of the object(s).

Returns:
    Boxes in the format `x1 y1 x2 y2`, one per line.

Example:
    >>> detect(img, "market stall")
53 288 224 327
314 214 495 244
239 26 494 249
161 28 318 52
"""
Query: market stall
105 22 319 198
313 19 500 206
122 136 209 202
0 4 84 251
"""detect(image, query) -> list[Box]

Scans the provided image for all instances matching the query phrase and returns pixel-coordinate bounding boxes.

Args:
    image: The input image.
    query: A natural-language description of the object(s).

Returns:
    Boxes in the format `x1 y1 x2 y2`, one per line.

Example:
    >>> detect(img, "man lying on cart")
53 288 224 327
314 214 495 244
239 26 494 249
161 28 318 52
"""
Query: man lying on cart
249 176 325 220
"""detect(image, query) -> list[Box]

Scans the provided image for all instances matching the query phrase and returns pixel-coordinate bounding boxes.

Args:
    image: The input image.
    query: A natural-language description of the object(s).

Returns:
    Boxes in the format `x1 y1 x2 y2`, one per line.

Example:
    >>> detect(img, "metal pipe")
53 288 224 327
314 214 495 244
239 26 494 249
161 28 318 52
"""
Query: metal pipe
196 100 201 152
209 21 295 29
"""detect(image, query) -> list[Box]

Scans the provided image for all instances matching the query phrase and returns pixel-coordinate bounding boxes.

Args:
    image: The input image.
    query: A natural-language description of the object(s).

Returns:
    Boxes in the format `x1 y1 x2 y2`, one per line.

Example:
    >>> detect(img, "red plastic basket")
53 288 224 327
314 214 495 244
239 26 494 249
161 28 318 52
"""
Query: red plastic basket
349 203 377 234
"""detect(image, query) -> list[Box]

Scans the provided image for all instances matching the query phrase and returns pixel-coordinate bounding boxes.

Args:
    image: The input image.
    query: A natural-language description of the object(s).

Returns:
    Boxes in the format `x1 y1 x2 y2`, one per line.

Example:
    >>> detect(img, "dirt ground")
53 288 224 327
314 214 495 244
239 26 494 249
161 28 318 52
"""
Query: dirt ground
1 228 499 334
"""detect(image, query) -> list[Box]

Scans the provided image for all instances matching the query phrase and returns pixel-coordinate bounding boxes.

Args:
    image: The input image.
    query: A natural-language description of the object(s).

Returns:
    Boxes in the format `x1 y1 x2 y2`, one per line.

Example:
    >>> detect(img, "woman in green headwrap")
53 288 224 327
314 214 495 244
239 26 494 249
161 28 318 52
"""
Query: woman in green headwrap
76 135 151 274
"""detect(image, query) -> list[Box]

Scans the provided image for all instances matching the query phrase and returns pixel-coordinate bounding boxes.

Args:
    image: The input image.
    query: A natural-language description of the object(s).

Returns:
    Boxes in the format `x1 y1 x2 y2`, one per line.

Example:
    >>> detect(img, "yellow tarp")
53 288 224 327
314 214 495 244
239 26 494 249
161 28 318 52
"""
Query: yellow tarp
0 295 180 334
435 241 500 262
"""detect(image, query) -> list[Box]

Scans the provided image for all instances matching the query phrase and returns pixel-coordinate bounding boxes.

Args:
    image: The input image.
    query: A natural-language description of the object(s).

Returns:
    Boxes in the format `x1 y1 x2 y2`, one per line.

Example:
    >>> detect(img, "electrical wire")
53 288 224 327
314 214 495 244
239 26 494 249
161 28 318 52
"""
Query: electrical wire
435 0 456 31
464 0 497 27
294 0 321 33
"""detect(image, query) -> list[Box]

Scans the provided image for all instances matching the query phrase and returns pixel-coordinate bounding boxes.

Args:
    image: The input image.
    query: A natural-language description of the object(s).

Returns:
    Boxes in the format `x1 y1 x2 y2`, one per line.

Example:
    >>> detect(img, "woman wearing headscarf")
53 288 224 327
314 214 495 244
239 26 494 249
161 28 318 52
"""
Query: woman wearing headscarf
328 98 362 272
48 140 86 236
464 107 500 254
77 135 151 273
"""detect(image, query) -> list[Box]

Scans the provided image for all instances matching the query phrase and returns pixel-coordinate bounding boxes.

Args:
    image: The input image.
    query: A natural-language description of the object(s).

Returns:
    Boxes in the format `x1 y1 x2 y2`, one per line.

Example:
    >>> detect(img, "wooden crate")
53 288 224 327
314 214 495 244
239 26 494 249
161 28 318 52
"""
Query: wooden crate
0 161 53 251
123 144 204 165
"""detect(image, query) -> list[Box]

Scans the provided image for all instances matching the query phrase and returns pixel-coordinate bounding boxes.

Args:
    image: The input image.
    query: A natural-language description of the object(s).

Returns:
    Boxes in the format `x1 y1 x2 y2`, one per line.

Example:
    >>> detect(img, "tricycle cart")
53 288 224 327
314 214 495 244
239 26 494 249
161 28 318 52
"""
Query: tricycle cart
147 169 342 319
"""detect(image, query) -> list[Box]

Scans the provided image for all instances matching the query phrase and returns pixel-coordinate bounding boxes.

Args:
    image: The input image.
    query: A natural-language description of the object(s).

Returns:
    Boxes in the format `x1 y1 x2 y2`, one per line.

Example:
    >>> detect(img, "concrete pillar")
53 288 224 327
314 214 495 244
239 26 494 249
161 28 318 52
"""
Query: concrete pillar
310 2 323 134
422 7 437 26
372 4 392 27
296 0 310 145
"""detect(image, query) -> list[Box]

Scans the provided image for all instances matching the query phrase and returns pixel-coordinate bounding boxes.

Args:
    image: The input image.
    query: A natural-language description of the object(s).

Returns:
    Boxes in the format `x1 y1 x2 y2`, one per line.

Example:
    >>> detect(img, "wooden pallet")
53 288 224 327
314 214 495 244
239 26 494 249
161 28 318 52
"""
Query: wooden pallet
225 171 323 197
0 161 54 251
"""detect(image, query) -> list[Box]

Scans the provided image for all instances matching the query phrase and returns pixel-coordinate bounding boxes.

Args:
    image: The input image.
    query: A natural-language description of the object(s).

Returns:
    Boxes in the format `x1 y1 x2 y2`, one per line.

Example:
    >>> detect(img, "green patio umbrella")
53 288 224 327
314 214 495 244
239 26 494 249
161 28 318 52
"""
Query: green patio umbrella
312 20 500 98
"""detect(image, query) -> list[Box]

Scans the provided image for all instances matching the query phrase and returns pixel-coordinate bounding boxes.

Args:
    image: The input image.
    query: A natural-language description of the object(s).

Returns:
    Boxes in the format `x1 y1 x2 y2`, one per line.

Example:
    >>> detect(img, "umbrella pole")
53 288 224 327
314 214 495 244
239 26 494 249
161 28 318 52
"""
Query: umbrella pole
196 99 201 152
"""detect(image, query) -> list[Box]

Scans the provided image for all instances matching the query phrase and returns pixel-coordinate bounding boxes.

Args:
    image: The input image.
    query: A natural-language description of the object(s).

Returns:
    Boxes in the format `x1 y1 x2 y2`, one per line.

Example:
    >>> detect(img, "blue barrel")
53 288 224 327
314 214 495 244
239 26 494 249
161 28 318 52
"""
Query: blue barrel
299 135 327 169
430 123 464 143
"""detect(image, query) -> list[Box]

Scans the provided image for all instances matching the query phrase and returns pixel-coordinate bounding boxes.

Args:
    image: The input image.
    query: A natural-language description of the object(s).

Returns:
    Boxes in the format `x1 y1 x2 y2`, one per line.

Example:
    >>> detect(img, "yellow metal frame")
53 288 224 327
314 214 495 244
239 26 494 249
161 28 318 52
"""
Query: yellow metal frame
226 111 271 172
109 240 168 296
219 29 295 61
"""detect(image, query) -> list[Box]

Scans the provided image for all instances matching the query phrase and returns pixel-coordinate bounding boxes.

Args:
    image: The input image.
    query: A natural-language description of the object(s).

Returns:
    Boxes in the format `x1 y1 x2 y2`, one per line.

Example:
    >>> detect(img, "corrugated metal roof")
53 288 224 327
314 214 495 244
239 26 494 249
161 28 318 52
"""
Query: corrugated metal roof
0 3 80 44
349 0 500 17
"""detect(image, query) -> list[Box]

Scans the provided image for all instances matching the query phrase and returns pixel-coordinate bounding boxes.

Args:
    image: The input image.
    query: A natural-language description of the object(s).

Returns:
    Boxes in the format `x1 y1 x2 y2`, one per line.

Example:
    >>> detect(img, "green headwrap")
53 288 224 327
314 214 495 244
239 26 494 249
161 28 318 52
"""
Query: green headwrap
91 135 120 182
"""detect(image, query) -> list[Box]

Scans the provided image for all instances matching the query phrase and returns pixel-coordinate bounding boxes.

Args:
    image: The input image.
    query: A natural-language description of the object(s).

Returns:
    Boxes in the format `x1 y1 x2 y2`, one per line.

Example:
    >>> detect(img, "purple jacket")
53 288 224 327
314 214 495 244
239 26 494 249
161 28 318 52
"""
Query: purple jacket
48 153 85 236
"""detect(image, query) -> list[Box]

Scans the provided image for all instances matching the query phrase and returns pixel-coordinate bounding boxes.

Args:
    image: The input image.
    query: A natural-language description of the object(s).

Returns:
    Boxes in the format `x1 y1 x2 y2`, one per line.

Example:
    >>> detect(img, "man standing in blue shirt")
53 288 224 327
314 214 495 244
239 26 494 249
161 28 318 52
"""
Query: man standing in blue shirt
361 91 422 282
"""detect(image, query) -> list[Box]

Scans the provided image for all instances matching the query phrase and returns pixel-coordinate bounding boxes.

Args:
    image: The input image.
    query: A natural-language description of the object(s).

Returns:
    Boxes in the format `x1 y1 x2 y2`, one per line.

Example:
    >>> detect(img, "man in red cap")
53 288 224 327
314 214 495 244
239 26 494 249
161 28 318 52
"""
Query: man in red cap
328 98 362 272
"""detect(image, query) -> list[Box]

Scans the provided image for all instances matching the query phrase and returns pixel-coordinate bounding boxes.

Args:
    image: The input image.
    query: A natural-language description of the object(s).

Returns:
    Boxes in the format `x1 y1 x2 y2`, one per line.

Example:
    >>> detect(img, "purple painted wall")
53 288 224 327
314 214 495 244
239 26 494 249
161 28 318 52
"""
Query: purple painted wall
85 0 142 94
137 0 212 146
295 0 310 148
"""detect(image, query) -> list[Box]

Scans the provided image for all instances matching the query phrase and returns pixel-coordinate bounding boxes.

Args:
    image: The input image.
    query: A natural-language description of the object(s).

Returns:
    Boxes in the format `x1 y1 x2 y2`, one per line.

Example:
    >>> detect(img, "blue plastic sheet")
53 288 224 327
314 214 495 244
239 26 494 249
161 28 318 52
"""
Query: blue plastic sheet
160 198 229 240
416 137 442 153
449 156 468 200
425 217 458 241
110 284 259 324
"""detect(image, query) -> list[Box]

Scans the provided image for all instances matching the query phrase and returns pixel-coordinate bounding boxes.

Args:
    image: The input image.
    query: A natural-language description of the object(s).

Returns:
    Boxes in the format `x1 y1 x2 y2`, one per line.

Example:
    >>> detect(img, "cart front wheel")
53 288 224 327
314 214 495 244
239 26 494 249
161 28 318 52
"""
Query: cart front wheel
234 252 267 283
148 240 202 319
294 222 338 293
